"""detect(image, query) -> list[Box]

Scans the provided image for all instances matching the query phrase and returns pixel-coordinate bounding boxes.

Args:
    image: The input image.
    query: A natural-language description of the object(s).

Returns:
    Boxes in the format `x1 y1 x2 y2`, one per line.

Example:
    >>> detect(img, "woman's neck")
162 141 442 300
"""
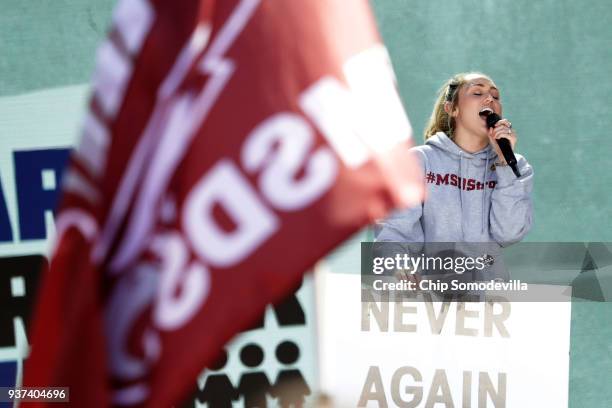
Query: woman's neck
452 128 489 153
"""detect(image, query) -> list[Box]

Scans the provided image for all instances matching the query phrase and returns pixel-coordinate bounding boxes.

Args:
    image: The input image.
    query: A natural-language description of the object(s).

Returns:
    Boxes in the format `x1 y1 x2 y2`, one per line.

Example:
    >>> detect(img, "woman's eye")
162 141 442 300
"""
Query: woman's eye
493 96 500 100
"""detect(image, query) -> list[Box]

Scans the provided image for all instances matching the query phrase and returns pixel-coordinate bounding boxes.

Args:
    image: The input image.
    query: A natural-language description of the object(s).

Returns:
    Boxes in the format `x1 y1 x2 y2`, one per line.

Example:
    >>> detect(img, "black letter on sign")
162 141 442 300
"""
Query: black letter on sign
246 279 306 331
0 255 46 347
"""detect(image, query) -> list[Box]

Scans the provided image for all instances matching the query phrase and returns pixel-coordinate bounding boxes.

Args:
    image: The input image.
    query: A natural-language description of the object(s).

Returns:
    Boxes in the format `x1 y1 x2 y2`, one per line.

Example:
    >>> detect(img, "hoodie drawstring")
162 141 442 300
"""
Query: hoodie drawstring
482 156 489 234
459 153 465 238
462 151 490 236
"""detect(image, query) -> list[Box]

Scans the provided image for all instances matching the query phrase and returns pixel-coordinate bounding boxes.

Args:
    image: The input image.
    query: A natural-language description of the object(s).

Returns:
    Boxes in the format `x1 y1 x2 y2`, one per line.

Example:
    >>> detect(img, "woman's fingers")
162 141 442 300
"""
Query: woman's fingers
492 120 517 149
496 118 512 129
394 269 421 286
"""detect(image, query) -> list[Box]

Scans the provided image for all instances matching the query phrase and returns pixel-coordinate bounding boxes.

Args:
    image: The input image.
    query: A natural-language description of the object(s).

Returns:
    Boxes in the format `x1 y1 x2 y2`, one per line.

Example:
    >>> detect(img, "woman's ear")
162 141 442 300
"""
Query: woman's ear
444 101 455 116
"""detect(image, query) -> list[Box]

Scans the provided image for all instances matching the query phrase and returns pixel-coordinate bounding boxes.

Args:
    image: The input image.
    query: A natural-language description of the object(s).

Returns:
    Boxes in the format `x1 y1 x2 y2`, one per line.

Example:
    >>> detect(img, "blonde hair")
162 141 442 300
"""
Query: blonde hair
424 72 492 140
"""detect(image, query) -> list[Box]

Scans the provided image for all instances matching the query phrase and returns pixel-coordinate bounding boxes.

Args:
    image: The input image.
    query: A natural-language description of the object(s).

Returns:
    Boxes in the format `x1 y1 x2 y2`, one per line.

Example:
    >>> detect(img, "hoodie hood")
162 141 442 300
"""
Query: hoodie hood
426 131 498 161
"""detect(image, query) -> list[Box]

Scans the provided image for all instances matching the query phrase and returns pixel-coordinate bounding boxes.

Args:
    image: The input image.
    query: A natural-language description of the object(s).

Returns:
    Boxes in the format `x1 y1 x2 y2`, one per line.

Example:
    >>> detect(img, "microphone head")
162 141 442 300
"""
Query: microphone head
484 112 501 129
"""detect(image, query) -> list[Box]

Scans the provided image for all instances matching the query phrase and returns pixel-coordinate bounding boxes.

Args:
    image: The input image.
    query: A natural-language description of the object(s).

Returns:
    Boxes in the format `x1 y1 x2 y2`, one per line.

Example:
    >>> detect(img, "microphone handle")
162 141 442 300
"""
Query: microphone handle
496 137 521 177
486 113 521 177
496 137 516 166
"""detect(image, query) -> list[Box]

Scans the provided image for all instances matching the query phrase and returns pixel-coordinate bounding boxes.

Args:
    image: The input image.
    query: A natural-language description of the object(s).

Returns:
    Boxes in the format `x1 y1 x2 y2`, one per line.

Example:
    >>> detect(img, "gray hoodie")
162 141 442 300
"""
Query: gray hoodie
374 132 533 280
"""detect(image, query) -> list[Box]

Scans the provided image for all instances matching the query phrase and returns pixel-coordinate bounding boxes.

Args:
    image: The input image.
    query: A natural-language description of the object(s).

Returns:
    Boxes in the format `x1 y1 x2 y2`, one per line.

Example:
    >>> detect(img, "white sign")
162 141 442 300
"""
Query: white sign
316 269 571 408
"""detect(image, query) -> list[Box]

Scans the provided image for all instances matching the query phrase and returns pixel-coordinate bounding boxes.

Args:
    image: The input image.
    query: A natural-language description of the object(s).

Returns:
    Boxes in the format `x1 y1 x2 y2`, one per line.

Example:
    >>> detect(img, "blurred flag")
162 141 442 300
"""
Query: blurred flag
24 0 423 406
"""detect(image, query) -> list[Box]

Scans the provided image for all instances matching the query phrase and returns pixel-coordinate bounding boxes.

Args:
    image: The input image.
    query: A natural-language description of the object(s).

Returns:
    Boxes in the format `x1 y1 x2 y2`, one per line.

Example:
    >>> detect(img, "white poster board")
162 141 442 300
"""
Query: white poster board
316 268 572 408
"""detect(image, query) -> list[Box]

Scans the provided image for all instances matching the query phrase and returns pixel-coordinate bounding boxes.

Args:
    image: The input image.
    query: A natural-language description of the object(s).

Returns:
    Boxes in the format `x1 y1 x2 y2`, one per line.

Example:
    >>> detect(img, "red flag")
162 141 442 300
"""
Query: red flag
24 0 424 406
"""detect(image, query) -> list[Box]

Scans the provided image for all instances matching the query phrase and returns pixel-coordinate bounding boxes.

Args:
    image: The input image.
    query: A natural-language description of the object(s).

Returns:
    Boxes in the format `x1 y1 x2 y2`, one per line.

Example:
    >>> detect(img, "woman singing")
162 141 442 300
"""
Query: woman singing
375 72 533 282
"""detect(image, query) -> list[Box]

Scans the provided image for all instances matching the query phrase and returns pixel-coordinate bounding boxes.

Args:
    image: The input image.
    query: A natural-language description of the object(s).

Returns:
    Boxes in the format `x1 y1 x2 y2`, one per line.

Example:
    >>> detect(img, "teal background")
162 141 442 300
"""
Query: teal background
0 0 111 96
372 0 612 242
1 0 611 406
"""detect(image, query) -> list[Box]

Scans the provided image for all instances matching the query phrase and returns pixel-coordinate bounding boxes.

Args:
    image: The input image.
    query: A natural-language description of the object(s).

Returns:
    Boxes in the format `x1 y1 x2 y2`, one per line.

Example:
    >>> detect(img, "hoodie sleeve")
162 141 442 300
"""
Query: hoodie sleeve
489 154 533 246
374 204 424 243
373 148 425 256
373 204 425 263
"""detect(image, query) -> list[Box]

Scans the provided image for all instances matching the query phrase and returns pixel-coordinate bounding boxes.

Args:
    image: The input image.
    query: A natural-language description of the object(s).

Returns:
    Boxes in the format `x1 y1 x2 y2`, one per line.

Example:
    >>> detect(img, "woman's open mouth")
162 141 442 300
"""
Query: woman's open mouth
478 107 494 118
478 107 493 126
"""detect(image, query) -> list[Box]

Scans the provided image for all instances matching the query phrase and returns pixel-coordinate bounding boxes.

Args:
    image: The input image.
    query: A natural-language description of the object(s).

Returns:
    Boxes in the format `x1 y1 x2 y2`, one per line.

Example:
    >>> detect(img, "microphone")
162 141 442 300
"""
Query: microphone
482 112 521 177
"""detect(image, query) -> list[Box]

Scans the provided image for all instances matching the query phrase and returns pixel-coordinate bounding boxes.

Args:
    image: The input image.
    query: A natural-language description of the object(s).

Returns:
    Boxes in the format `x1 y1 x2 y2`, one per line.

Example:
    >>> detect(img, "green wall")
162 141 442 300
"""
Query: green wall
371 0 612 242
0 0 112 96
